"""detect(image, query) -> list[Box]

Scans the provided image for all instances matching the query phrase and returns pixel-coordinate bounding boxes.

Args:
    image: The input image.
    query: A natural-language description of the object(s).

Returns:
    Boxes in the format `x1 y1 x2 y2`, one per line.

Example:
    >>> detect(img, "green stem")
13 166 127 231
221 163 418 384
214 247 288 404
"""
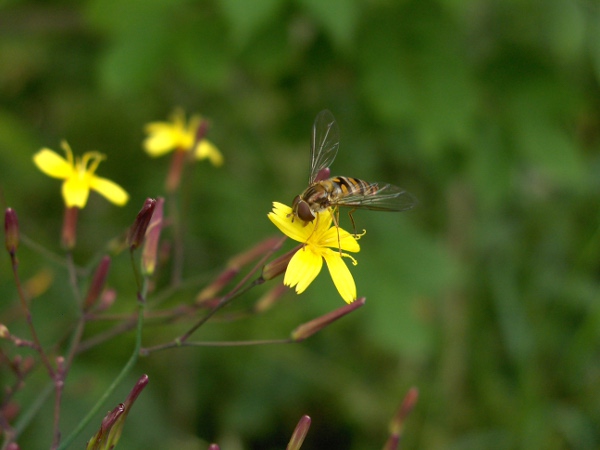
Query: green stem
56 280 146 450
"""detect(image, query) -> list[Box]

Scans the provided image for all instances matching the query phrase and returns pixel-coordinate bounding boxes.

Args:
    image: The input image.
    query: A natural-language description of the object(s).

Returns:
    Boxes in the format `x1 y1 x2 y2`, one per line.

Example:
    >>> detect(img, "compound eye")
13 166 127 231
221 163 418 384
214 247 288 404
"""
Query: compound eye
292 195 301 209
297 201 315 222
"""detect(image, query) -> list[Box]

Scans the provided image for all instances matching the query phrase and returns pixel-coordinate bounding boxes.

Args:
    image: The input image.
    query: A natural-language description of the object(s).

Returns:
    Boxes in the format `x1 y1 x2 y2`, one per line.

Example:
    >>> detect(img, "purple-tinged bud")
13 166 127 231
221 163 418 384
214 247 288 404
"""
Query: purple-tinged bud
84 256 111 311
196 236 286 304
127 199 156 250
6 441 20 450
196 268 238 304
208 445 220 450
228 236 285 270
291 297 366 342
86 375 149 450
141 197 164 276
20 356 35 374
261 246 299 281
254 284 288 313
286 415 311 450
61 206 78 249
388 387 419 435
95 288 116 313
4 208 19 255
123 374 149 409
382 435 400 450
86 403 125 450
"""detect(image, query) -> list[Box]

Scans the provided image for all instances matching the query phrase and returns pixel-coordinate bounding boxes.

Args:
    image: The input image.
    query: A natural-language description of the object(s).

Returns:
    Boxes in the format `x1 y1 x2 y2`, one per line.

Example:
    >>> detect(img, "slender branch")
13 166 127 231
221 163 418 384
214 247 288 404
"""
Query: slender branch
56 254 147 450
141 235 283 355
8 253 54 376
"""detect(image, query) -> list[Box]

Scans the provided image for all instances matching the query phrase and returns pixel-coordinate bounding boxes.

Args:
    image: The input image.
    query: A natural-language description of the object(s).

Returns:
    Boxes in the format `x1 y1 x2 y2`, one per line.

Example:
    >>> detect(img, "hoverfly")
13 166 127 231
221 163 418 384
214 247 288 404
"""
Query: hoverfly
291 110 417 236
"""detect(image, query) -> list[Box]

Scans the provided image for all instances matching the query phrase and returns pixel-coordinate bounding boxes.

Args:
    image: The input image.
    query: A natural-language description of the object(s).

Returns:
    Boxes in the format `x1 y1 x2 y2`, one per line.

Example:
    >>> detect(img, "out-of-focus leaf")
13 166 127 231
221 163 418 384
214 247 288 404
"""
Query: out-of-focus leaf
587 6 600 87
412 42 476 154
85 0 179 95
543 0 585 63
297 0 360 49
467 123 514 212
218 0 284 46
511 101 585 188
356 11 414 122
357 4 475 154
240 19 293 80
175 17 233 91
357 219 460 357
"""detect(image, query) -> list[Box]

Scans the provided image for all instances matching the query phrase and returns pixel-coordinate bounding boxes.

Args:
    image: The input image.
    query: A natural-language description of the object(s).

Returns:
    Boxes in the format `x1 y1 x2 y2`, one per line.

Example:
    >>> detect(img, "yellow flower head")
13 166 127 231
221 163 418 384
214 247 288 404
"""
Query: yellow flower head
143 108 223 166
268 202 360 303
33 141 129 208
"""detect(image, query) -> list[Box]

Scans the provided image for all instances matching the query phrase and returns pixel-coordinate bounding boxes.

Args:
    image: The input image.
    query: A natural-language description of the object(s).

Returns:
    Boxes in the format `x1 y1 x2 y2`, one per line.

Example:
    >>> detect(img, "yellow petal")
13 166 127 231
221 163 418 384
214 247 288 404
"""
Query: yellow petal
321 226 360 252
62 177 90 208
143 126 178 157
89 176 129 206
195 139 223 166
323 250 357 303
284 247 323 294
268 202 316 243
33 149 73 179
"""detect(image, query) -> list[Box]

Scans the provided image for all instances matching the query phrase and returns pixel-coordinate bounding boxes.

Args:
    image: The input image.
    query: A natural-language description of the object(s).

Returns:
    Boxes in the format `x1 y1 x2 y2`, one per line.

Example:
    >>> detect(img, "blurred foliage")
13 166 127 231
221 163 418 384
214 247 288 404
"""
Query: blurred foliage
1 0 600 449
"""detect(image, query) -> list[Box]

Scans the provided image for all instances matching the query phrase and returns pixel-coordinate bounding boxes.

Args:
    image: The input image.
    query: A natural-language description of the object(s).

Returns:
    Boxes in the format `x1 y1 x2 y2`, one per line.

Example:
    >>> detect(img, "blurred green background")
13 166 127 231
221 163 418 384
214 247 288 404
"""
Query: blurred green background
1 0 600 448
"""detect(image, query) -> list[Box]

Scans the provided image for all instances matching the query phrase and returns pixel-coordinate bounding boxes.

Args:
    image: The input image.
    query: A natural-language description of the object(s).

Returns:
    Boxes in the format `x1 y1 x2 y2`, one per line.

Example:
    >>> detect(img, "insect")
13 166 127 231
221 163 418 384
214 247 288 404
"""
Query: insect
291 110 417 235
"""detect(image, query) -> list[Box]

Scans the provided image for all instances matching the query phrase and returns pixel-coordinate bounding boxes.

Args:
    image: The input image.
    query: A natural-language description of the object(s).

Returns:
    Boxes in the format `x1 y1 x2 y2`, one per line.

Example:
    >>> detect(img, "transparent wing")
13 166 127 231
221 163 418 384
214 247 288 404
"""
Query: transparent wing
334 182 418 212
309 110 339 183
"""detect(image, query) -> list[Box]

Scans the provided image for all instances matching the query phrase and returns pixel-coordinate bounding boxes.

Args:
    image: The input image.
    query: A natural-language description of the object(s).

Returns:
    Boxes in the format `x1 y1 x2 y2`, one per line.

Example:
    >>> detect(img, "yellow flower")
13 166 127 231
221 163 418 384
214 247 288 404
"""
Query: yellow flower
267 202 360 303
33 141 129 208
143 109 223 166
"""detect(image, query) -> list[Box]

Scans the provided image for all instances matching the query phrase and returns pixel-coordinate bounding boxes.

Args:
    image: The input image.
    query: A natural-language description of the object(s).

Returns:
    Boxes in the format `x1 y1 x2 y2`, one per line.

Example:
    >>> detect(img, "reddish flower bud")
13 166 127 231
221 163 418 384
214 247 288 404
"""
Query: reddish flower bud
196 267 239 304
6 441 20 450
228 236 285 270
254 284 288 313
291 297 366 342
4 208 19 255
141 197 164 276
84 256 111 311
86 374 148 450
261 246 299 281
286 415 311 450
127 198 156 250
208 445 220 450
388 387 419 435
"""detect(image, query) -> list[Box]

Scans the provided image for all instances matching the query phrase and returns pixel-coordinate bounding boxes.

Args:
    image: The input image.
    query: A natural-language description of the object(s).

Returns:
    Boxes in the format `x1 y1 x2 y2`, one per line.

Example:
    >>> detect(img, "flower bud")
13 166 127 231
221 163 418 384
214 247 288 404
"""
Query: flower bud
84 256 111 311
86 374 148 450
388 387 419 435
286 415 311 450
141 198 164 276
127 199 156 250
291 297 366 342
208 445 220 450
4 208 19 255
261 246 299 281
196 268 238 304
229 236 285 270
254 284 288 313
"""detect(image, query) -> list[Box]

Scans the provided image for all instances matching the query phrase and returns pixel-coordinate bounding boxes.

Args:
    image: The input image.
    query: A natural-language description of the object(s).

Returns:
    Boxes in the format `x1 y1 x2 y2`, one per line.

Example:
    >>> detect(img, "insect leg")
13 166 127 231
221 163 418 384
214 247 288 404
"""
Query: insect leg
347 208 358 236
329 207 343 255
